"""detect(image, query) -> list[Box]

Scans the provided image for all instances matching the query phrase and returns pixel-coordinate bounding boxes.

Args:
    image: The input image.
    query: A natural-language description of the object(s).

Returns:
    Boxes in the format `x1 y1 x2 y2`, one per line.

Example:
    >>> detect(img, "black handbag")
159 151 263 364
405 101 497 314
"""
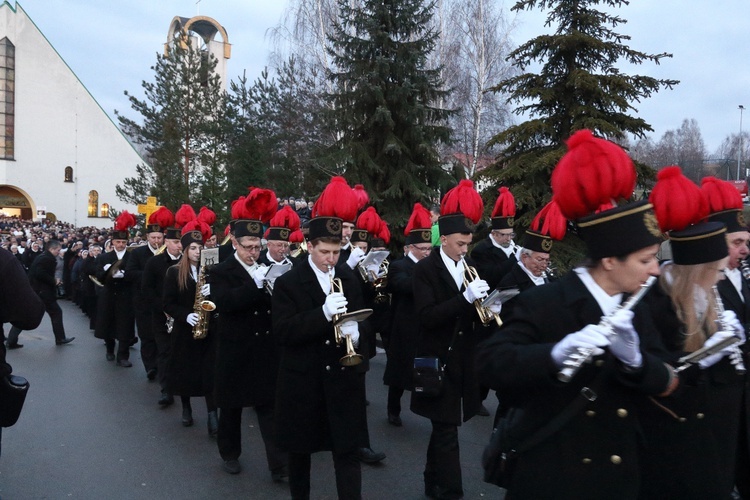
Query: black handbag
0 374 30 427
483 373 606 488
413 321 460 397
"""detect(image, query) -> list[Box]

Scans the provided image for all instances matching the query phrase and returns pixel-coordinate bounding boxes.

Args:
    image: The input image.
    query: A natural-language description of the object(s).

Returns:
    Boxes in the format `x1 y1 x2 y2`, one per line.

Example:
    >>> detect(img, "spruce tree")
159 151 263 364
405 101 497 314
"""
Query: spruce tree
485 0 678 230
327 0 453 232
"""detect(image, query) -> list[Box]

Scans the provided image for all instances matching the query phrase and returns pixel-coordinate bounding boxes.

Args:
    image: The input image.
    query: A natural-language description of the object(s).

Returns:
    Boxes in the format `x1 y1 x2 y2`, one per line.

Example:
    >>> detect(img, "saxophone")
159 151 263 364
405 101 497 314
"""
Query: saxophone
192 249 218 340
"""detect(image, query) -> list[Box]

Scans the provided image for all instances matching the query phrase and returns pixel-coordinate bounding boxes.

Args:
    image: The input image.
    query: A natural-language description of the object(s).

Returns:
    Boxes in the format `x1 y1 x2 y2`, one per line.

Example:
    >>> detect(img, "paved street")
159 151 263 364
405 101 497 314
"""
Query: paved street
0 299 505 499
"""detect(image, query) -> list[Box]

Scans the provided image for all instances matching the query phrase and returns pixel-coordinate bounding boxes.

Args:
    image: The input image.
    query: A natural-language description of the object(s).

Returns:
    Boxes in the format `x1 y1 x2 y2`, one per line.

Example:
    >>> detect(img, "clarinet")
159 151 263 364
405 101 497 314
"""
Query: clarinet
711 286 746 374
741 259 750 282
557 276 657 383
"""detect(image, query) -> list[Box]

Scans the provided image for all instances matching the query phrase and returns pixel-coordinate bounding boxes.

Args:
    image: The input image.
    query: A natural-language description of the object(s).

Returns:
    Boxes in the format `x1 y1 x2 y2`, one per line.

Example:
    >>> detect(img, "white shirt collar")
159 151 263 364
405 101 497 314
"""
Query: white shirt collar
489 234 516 258
407 251 419 263
725 268 744 302
574 267 623 316
308 255 332 295
115 249 126 260
266 253 285 265
439 246 464 290
518 261 546 286
148 244 159 255
233 251 258 277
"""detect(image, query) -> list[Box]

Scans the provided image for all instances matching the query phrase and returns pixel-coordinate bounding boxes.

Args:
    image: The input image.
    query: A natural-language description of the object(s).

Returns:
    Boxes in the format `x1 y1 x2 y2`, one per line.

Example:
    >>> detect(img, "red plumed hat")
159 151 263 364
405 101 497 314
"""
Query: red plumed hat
439 180 484 235
491 187 516 230
197 206 217 227
231 195 250 220
353 184 370 212
701 176 747 232
175 204 197 229
649 166 708 233
244 187 278 223
376 222 391 245
114 210 136 231
404 203 432 235
530 200 567 241
148 206 174 230
312 176 359 223
552 129 636 220
356 207 383 235
265 205 301 242
182 219 211 242
289 229 304 244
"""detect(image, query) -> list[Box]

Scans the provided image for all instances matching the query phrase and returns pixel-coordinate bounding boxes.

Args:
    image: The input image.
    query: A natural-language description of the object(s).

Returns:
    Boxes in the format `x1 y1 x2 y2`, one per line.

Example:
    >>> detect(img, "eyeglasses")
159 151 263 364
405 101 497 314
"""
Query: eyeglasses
492 231 515 238
413 245 432 252
238 242 261 252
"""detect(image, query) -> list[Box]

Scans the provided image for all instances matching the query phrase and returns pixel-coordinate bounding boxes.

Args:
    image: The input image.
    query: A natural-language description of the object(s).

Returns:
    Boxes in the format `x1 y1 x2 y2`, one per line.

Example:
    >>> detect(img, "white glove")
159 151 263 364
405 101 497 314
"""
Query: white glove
339 320 360 347
698 331 738 369
487 302 503 315
201 283 211 297
103 264 112 272
463 279 490 303
606 309 643 368
251 266 269 288
323 292 348 321
551 324 610 369
112 270 125 279
186 313 200 327
720 310 746 342
346 247 366 269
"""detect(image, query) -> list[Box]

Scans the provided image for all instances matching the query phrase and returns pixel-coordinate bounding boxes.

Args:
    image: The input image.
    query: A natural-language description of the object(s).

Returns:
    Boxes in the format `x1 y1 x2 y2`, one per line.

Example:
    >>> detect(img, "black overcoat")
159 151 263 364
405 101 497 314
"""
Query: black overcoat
476 272 672 500
637 284 743 499
141 252 181 333
410 250 483 425
497 263 546 321
28 251 58 298
162 266 215 397
209 256 279 408
271 257 368 454
469 237 516 289
94 250 134 340
383 256 419 388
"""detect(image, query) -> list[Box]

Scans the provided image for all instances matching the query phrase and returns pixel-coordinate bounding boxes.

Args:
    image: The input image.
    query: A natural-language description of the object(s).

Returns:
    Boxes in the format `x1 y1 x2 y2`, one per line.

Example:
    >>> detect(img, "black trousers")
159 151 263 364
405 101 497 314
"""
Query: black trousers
7 293 66 344
289 450 361 500
737 398 750 499
387 385 404 415
425 421 463 497
152 320 171 391
96 290 134 360
217 404 287 471
133 300 157 373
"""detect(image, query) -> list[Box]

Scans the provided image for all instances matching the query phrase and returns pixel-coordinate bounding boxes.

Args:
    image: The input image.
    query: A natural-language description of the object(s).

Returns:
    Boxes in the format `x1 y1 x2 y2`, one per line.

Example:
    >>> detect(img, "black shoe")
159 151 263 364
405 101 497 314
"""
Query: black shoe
182 407 193 427
207 410 218 438
387 413 402 427
477 404 490 417
6 343 23 349
146 368 157 381
56 337 75 345
158 392 174 407
356 447 386 464
106 352 115 361
271 465 289 482
222 459 241 475
116 359 133 368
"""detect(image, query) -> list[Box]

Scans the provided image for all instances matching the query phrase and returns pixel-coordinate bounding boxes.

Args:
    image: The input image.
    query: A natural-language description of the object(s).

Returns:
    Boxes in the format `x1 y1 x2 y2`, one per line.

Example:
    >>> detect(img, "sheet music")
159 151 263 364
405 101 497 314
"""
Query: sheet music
481 288 520 308
361 250 389 271
265 263 292 281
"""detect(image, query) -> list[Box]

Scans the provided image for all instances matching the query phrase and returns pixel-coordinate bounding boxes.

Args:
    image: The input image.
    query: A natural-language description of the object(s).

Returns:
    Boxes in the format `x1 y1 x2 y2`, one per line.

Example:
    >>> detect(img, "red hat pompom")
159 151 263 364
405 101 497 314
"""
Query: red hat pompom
197 206 217 226
552 129 636 220
289 229 304 244
649 166 707 232
223 224 231 237
404 203 432 235
148 206 174 228
182 220 211 242
313 176 359 223
357 207 383 234
175 204 197 228
115 210 137 231
244 187 278 223
231 196 249 220
353 184 370 212
701 176 743 212
440 179 484 224
377 222 391 244
492 187 516 218
269 205 301 231
530 200 567 240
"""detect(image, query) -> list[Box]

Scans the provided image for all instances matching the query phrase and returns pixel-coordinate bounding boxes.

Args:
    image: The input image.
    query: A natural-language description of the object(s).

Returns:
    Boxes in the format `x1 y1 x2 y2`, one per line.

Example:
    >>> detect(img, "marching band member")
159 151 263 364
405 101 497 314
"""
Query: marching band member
477 130 676 499
411 180 491 500
209 188 288 478
470 187 518 288
162 220 217 433
259 205 300 268
272 177 371 499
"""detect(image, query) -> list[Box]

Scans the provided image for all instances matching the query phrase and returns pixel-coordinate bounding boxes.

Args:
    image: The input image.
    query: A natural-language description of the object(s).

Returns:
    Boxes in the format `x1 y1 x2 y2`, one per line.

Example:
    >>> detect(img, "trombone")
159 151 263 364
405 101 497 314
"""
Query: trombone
327 265 373 366
460 257 501 327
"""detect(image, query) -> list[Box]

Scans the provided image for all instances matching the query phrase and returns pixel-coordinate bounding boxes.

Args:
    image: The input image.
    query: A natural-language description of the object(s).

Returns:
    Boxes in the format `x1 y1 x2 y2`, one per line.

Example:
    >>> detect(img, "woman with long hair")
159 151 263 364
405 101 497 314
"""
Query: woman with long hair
163 229 217 437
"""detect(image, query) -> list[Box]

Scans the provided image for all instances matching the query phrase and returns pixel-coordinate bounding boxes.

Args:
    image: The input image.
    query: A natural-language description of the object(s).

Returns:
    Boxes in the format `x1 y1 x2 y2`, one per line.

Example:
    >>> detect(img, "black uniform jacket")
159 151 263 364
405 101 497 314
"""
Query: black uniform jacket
96 250 132 293
637 283 743 500
410 250 483 425
142 252 181 332
271 257 368 454
498 263 545 321
125 244 156 301
28 251 58 299
383 255 419 388
209 255 278 408
470 237 516 289
477 272 671 500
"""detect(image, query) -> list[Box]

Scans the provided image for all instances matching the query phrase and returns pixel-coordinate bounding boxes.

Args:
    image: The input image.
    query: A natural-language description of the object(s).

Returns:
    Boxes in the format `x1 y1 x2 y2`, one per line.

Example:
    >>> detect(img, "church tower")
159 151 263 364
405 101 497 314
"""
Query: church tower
165 16 231 91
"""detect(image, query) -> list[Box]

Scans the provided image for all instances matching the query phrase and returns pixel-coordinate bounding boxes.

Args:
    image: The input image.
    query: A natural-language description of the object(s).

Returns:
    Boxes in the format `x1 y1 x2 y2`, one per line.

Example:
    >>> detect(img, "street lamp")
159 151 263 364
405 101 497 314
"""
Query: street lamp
739 105 745 180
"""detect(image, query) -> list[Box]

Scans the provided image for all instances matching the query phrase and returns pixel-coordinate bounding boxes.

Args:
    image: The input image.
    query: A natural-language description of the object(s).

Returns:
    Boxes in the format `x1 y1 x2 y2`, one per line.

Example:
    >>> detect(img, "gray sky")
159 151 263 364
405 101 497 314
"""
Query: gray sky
14 0 750 155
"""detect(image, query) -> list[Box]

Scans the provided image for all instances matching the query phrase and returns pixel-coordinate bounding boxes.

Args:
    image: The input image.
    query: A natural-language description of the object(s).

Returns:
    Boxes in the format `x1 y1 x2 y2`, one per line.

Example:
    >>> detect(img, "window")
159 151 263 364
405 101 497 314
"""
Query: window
64 166 73 182
88 190 99 217
100 203 109 218
0 38 14 160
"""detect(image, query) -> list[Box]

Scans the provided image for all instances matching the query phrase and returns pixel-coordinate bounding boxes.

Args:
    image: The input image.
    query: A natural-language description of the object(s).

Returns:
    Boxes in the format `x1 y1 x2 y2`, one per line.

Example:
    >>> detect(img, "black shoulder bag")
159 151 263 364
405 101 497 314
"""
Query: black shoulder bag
0 374 30 427
413 321 460 397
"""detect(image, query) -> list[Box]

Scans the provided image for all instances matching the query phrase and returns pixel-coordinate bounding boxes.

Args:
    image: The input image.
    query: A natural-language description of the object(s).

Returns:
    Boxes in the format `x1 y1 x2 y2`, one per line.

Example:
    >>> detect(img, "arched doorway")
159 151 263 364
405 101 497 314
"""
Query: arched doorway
0 185 34 219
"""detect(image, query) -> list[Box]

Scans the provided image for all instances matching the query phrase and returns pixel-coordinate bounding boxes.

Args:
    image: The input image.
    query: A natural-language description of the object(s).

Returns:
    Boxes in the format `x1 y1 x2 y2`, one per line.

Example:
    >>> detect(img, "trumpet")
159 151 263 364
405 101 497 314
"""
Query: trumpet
290 240 308 258
558 276 657 383
460 257 501 327
327 265 372 366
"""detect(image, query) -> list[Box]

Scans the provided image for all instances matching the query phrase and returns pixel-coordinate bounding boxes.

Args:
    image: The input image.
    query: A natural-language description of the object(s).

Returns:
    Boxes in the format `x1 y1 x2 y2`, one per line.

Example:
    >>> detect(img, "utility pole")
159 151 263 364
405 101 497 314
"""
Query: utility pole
739 105 745 180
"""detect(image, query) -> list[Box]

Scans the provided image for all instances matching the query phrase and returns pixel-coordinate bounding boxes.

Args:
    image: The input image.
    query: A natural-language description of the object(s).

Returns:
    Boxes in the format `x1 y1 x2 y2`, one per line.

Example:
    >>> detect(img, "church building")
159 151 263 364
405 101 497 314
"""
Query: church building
0 2 143 225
